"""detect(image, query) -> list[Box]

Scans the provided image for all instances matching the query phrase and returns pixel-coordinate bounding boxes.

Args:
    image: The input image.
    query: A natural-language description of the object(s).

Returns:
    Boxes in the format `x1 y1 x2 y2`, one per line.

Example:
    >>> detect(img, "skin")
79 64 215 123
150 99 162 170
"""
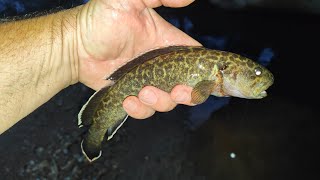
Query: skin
0 0 200 134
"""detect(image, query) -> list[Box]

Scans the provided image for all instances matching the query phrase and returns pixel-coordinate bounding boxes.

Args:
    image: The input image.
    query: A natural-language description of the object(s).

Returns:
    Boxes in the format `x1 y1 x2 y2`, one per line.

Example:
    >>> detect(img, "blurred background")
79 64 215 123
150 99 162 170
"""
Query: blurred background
0 0 319 179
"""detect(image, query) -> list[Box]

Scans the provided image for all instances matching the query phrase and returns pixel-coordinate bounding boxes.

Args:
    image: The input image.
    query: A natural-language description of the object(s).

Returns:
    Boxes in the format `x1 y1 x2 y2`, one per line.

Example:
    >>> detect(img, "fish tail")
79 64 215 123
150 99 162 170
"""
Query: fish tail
81 138 102 162
81 127 106 162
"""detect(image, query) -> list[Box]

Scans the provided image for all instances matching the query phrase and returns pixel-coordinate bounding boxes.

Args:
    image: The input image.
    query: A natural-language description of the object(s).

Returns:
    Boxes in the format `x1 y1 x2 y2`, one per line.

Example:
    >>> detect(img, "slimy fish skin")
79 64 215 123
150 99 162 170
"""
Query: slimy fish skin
78 46 274 162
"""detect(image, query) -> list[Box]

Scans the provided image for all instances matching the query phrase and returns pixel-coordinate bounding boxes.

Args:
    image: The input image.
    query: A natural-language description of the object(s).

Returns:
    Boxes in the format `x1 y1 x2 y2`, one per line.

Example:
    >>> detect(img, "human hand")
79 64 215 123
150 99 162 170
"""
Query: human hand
75 0 201 119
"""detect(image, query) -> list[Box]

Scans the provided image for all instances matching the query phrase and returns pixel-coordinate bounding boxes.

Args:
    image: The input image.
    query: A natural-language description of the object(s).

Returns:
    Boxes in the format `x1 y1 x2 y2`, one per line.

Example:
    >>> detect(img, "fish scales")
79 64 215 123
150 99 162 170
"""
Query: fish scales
78 46 274 162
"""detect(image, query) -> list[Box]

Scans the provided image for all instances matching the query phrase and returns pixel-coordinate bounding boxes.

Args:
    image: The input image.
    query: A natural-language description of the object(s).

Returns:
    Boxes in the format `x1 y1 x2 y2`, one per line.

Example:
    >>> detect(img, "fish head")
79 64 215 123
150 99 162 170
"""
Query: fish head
218 54 274 99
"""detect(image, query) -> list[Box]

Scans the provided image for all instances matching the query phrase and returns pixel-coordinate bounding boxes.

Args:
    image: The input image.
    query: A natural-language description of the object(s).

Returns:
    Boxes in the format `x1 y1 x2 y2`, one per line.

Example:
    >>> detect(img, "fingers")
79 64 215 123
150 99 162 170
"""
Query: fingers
143 0 195 8
123 96 155 119
160 0 195 7
170 85 195 106
123 85 194 119
138 86 177 112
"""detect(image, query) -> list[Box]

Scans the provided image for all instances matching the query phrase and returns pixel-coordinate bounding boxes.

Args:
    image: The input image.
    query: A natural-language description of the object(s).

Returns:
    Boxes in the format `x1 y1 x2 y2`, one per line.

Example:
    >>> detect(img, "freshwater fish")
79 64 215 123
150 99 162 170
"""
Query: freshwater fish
78 46 274 162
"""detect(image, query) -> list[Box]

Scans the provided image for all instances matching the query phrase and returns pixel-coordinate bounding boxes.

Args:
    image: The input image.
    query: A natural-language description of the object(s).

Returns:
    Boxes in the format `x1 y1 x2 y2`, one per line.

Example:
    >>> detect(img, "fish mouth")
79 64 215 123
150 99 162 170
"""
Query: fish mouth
254 80 273 99
254 85 270 98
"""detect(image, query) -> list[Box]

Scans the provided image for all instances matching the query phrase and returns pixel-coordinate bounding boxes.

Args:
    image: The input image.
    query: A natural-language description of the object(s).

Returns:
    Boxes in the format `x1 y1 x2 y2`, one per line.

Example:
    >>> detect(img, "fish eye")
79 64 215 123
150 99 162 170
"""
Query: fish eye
255 68 262 76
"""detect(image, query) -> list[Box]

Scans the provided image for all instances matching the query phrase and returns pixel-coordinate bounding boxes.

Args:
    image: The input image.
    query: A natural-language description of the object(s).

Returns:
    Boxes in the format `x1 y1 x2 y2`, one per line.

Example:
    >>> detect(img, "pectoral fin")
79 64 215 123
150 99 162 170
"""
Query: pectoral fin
191 80 216 104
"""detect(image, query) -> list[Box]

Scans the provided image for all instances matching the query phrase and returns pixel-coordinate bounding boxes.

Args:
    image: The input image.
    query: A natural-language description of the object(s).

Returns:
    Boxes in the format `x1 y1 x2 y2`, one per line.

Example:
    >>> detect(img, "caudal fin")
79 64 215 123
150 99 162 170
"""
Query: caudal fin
81 140 102 162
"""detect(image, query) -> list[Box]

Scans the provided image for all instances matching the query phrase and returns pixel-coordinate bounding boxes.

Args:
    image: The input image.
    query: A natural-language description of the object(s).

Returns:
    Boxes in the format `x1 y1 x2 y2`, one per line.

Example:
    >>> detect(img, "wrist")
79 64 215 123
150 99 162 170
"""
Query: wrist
52 6 82 87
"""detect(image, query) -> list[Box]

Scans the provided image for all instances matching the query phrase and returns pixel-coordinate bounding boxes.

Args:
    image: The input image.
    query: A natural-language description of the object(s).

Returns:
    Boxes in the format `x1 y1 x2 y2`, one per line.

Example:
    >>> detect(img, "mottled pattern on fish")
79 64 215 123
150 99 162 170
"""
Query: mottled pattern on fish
78 46 274 162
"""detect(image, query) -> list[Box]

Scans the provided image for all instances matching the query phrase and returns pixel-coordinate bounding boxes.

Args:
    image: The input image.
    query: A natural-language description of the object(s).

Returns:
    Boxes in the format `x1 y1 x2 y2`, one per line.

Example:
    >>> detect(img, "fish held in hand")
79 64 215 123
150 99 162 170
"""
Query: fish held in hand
78 46 274 162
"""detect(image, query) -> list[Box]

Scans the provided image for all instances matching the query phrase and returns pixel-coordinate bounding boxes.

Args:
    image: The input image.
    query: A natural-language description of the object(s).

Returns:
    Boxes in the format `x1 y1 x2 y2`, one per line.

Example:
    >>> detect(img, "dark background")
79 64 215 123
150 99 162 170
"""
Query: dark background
0 0 319 179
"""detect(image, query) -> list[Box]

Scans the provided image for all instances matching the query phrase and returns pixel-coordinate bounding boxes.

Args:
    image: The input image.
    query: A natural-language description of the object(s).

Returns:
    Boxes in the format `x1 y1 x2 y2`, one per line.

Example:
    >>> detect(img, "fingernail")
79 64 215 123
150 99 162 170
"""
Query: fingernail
140 89 157 105
174 91 189 103
123 99 137 112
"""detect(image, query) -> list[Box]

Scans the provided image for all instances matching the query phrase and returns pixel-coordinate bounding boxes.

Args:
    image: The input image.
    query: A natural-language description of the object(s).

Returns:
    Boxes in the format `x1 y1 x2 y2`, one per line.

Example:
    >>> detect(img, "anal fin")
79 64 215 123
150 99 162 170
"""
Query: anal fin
107 115 129 140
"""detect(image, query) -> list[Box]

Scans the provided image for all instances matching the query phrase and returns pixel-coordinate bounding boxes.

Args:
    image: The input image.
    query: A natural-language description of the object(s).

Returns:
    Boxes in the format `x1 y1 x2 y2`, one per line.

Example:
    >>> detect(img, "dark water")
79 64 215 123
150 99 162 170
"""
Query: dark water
183 2 319 179
0 0 319 179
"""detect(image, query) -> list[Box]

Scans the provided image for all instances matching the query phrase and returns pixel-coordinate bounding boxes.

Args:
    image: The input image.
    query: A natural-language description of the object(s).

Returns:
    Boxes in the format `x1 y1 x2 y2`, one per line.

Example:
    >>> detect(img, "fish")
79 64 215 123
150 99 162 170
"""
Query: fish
78 46 274 162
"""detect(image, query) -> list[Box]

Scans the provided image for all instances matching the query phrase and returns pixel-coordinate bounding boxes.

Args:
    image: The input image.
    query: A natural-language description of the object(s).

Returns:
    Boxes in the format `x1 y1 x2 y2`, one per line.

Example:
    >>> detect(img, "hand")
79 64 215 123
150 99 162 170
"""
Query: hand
76 0 201 119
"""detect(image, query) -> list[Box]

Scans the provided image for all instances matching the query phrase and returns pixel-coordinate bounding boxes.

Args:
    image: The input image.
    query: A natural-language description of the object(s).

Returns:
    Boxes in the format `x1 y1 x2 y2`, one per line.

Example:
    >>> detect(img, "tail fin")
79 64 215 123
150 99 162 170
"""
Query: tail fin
81 139 102 162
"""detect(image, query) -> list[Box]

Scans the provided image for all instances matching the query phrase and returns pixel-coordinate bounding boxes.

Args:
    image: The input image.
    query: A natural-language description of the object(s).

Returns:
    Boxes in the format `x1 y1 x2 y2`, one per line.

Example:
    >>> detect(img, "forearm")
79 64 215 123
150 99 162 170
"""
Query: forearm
0 7 80 133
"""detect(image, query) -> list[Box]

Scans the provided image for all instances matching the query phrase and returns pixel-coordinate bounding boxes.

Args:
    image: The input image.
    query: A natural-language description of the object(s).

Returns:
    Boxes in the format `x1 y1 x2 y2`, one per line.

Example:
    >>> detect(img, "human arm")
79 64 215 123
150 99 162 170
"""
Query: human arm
0 0 200 134
0 8 79 133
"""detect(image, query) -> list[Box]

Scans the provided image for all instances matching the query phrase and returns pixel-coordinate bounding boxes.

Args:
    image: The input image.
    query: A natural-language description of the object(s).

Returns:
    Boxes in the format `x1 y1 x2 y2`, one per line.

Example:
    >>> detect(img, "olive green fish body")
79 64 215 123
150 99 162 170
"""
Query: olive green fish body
78 46 274 162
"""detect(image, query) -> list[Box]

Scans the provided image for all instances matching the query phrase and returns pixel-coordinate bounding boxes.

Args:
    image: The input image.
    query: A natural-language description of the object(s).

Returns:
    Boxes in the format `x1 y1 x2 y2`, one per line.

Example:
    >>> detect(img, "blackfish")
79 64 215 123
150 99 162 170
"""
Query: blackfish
77 46 274 162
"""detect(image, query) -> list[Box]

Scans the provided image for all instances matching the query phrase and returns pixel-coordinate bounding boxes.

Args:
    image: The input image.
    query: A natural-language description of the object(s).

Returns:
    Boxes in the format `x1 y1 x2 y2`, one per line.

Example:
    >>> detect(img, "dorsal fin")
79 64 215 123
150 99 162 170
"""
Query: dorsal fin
78 86 110 127
106 46 196 81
